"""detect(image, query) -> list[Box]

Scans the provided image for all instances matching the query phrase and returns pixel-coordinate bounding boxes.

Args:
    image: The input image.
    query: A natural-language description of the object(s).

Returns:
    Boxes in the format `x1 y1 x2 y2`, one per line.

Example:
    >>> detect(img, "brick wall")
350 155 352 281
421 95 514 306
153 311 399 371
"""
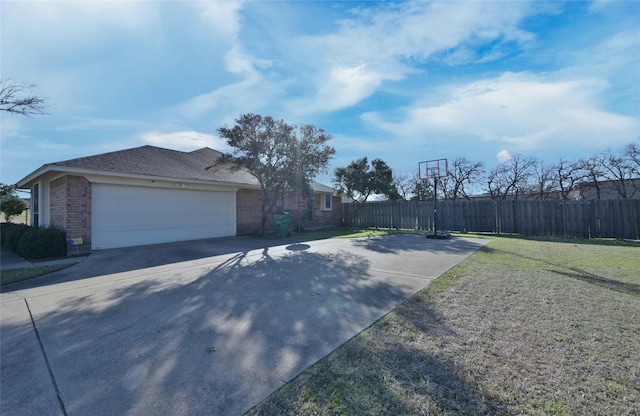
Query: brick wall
236 188 341 234
236 189 264 234
49 176 92 247
50 177 67 229
578 179 640 200
309 195 342 227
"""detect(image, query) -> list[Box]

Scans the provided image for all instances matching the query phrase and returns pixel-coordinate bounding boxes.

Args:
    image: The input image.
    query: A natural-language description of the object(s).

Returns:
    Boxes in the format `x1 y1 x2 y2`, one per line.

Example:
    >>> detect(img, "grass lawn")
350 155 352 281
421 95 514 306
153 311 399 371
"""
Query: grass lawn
293 227 425 240
247 234 640 415
1 264 74 286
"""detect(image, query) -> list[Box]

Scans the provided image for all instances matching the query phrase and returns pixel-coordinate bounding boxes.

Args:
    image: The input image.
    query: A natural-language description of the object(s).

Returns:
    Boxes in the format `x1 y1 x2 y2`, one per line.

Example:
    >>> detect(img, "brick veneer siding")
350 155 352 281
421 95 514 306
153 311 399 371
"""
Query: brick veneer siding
310 195 342 227
236 189 264 235
236 189 341 234
49 175 92 247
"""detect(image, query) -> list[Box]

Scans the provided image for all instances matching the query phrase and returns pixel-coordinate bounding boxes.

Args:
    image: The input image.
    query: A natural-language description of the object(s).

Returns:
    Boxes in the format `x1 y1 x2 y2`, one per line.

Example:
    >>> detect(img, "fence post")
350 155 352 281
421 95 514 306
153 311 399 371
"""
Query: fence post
562 201 568 237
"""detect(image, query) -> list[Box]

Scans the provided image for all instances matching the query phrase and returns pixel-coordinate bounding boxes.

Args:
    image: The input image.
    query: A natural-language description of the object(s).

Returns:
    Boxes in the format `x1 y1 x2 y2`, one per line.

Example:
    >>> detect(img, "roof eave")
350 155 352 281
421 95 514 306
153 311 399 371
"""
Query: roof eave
16 165 262 190
15 164 57 188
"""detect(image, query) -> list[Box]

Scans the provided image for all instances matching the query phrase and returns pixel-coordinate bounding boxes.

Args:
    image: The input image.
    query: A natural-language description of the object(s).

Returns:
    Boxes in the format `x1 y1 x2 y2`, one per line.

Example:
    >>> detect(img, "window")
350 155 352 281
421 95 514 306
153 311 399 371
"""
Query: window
322 194 332 211
32 183 40 227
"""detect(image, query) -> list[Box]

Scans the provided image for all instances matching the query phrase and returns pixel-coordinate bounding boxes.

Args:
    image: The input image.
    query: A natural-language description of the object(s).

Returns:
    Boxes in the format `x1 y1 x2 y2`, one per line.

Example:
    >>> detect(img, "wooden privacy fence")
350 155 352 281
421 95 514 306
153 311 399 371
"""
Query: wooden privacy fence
342 199 640 240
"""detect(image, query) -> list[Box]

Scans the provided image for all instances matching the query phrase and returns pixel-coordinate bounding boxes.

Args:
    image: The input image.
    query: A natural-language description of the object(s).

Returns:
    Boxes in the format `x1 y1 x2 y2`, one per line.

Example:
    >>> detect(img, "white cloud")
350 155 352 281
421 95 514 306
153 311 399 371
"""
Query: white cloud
139 131 232 152
289 1 535 113
291 64 392 115
181 1 539 119
2 1 163 111
198 1 245 40
317 2 533 64
362 72 638 152
176 1 281 121
497 150 512 164
553 29 640 87
175 71 274 122
589 0 615 13
2 2 160 55
581 30 640 93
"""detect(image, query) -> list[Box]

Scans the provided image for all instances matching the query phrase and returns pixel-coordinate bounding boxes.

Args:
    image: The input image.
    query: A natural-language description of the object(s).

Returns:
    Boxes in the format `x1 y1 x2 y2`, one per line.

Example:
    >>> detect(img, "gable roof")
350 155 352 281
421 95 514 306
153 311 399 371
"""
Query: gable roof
17 145 259 188
16 145 336 193
310 181 334 194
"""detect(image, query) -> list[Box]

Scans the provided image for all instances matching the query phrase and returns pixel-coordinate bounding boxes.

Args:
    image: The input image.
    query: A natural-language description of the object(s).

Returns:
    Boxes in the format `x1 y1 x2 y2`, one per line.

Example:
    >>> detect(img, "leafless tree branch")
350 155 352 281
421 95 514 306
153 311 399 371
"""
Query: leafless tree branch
0 78 47 116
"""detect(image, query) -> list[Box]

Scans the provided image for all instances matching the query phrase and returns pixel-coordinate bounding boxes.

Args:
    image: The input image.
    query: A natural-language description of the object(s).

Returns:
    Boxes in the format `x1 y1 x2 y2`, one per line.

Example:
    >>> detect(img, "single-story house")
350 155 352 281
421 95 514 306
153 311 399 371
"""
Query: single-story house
16 145 341 250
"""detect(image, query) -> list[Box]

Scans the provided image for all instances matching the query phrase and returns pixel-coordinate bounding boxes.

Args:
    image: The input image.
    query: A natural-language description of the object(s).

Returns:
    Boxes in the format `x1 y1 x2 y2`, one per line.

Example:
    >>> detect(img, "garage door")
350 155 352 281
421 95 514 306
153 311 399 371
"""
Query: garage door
91 184 236 249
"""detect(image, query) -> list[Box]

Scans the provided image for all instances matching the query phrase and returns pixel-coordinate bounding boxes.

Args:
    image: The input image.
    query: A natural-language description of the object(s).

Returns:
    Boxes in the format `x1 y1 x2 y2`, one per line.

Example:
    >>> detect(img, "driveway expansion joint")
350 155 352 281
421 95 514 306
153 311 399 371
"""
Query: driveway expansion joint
25 298 68 416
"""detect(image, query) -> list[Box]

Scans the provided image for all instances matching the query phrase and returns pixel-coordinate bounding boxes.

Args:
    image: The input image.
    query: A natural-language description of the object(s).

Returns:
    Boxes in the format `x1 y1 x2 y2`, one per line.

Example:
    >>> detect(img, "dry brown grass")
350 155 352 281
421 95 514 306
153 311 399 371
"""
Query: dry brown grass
247 236 640 415
0 211 30 225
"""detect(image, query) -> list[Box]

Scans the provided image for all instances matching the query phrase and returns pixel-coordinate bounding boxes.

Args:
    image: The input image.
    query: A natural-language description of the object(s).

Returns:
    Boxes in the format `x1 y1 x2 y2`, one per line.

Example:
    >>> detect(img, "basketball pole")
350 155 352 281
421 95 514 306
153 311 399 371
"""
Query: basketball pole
420 158 451 240
433 176 437 237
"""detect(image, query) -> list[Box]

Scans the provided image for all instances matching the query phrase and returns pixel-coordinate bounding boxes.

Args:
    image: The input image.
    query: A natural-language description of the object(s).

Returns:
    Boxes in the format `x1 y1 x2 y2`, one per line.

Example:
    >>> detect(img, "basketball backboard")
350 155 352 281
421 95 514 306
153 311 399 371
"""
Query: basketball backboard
418 159 449 180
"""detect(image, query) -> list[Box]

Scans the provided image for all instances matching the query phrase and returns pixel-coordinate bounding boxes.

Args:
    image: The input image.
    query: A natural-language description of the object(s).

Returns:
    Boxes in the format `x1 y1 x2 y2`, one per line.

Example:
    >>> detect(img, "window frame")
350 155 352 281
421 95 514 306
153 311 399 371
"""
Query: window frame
32 183 40 227
321 194 332 212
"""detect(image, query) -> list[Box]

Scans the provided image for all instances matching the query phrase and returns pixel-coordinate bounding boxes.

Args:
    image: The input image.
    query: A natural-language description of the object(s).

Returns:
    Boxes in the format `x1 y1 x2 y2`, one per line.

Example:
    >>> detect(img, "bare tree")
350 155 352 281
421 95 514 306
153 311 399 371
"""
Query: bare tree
444 157 485 201
392 172 417 201
579 155 606 199
527 159 557 200
601 149 636 199
0 79 47 116
487 155 535 199
410 171 434 201
624 141 640 175
555 159 583 200
623 141 640 195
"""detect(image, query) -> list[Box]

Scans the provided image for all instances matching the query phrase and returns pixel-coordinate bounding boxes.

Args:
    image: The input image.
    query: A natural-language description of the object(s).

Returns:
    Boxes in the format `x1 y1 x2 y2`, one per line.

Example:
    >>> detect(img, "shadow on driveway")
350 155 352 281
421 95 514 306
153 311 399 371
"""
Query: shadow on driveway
353 233 488 255
1 236 311 293
1 234 488 415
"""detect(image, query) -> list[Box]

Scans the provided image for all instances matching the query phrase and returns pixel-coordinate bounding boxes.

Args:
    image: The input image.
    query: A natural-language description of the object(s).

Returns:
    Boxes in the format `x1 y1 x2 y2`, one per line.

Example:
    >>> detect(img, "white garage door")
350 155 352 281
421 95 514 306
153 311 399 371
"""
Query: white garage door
91 184 236 249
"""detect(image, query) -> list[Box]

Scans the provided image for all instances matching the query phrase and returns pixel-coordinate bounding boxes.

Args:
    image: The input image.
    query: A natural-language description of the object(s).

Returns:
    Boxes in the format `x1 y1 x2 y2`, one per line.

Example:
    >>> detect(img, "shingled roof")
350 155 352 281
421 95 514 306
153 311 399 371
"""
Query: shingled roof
17 145 260 187
17 145 335 193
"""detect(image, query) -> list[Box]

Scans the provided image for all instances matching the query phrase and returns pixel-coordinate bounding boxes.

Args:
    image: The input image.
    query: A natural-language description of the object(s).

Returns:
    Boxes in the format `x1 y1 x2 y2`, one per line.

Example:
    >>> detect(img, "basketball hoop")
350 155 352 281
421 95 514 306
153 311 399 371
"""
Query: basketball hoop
418 158 451 239
419 158 449 180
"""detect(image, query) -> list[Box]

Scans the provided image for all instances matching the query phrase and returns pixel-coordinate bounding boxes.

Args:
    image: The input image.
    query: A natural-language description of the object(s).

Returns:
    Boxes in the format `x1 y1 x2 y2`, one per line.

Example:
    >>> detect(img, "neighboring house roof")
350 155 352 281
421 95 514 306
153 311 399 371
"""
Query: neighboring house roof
310 181 335 194
16 145 260 188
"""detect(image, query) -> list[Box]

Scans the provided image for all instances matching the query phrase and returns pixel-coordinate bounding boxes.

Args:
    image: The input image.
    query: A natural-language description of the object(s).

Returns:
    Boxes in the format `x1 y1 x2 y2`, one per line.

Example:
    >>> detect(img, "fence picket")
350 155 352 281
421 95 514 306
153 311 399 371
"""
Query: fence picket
341 199 640 239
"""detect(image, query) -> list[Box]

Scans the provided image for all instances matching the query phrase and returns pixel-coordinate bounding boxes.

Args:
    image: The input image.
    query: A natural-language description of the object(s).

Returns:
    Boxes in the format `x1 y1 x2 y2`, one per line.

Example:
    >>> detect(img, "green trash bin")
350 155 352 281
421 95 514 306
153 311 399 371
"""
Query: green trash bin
272 212 291 238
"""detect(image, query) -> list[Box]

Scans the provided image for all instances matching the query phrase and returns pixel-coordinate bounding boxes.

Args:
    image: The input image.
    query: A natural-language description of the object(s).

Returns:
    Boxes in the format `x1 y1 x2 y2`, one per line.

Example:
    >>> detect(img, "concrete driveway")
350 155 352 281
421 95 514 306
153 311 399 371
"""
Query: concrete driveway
1 234 487 416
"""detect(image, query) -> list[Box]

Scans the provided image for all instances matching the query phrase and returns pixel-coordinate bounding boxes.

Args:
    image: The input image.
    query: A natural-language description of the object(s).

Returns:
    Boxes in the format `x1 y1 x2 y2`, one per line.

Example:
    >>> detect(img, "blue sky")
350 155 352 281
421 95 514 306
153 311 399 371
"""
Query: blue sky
1 0 639 188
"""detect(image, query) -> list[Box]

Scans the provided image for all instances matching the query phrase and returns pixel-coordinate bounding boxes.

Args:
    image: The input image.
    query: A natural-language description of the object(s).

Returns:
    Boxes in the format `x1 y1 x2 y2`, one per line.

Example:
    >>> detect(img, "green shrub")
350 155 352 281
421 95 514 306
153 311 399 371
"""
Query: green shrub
1 223 29 251
17 226 67 260
1 198 28 223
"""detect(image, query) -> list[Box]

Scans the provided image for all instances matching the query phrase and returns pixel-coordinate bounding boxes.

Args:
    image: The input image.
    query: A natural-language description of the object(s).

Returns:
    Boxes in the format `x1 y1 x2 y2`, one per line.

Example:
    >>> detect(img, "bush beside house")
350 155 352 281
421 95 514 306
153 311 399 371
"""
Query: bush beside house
1 223 67 260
